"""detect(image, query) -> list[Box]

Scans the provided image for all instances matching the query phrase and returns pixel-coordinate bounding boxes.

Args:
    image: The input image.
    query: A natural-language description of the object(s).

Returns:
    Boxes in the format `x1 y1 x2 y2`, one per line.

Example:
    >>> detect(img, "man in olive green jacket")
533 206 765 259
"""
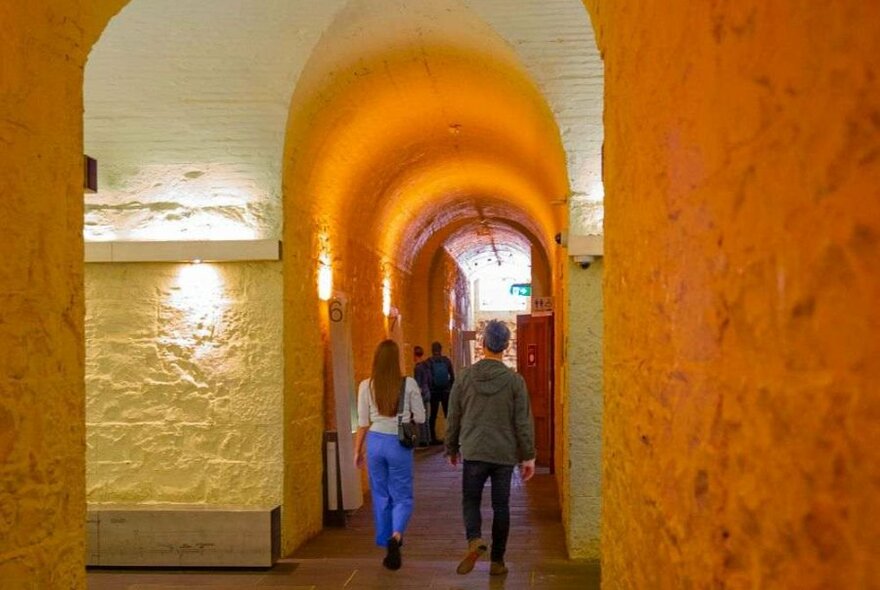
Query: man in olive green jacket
445 320 536 576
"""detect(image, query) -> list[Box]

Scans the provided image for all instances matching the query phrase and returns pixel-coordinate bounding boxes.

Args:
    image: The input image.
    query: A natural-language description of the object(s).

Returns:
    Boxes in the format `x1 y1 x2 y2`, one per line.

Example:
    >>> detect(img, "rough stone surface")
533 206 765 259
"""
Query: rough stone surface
84 1 342 241
0 1 124 586
280 208 327 556
564 258 603 559
592 1 880 587
85 262 283 506
0 16 75 589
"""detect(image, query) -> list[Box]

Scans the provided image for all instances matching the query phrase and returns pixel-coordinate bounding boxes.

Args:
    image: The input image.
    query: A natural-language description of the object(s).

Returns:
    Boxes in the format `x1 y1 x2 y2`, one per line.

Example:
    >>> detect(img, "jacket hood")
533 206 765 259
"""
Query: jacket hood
470 359 515 396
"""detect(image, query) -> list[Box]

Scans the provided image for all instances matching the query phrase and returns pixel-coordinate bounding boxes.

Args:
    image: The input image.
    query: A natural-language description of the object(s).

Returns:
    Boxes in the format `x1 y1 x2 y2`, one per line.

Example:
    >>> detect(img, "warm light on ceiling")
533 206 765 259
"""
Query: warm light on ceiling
285 19 569 278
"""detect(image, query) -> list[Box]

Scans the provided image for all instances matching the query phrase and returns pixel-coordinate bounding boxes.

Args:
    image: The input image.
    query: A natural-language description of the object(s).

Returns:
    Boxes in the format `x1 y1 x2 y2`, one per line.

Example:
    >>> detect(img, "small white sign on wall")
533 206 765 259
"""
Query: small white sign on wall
532 296 553 313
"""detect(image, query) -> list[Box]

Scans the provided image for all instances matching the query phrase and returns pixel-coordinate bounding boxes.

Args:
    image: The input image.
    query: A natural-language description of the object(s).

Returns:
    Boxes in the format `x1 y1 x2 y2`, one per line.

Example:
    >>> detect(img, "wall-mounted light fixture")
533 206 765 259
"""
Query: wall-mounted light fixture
316 229 334 302
382 276 392 317
318 256 333 301
84 239 281 263
448 290 456 331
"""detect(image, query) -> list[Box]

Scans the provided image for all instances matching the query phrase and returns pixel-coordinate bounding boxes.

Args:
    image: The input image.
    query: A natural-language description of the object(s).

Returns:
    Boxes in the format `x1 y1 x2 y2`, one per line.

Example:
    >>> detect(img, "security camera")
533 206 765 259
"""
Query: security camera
554 231 568 246
572 255 594 269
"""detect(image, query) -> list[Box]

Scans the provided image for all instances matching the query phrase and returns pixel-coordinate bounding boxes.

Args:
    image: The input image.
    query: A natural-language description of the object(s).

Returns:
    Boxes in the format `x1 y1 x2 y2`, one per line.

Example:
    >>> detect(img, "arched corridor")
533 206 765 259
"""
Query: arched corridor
2 1 879 589
76 0 594 565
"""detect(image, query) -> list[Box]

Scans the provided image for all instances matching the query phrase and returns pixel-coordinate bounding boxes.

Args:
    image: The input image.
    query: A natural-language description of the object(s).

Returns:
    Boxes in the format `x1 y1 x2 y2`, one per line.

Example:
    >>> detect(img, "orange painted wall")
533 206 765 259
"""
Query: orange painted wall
426 250 469 366
423 250 469 439
343 238 405 382
406 256 434 372
589 1 880 587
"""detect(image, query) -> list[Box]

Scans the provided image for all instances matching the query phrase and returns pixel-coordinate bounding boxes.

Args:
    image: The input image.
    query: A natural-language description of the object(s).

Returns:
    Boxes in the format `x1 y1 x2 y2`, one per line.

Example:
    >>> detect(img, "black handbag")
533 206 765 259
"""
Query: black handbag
397 378 418 449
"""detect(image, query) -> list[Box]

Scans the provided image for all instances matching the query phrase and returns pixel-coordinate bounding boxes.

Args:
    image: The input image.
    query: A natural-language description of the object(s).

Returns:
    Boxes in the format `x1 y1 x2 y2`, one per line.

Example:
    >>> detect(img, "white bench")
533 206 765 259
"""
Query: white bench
87 504 281 567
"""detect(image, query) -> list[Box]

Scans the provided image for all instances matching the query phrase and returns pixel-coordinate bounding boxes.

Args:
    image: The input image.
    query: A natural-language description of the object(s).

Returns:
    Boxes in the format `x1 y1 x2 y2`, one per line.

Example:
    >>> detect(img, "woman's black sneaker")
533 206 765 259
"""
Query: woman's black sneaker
383 537 402 570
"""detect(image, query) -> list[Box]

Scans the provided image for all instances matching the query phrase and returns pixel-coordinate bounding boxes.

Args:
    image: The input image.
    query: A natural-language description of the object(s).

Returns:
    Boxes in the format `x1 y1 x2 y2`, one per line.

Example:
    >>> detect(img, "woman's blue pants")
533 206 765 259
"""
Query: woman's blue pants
366 431 414 547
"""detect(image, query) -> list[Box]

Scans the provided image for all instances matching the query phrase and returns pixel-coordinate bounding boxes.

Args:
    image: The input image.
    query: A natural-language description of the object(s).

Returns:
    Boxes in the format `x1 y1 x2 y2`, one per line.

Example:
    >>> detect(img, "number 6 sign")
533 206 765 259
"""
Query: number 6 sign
329 298 344 323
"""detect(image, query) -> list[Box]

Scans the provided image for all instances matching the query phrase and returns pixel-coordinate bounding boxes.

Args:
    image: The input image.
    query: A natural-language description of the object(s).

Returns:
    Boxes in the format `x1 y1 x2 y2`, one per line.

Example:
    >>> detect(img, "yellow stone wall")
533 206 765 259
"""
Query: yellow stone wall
0 1 124 586
588 1 880 587
280 211 326 555
85 263 283 506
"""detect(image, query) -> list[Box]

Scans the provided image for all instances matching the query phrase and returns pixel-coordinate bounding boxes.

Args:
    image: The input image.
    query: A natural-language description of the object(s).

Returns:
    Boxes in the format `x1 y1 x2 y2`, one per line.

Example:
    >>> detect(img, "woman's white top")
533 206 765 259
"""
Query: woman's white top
357 377 426 435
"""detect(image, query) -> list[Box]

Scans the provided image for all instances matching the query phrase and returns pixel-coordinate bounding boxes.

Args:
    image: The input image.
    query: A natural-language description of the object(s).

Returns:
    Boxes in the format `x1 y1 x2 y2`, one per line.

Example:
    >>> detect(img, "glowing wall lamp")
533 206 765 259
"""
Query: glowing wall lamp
382 276 392 317
448 290 456 331
318 256 333 301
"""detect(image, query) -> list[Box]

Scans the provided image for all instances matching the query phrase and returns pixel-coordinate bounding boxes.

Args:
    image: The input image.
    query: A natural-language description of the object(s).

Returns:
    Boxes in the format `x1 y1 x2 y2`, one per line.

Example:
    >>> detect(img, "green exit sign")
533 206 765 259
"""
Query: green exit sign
509 283 532 296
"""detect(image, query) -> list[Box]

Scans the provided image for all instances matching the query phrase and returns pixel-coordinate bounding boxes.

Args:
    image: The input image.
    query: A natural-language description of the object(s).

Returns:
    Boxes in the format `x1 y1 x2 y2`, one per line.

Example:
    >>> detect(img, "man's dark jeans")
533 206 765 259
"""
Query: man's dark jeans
462 460 514 562
428 387 450 442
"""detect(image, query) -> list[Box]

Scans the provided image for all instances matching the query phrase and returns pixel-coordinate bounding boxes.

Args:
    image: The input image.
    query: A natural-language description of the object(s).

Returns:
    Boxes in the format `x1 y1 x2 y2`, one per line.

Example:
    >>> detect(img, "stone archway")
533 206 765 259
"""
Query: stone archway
279 0 574 555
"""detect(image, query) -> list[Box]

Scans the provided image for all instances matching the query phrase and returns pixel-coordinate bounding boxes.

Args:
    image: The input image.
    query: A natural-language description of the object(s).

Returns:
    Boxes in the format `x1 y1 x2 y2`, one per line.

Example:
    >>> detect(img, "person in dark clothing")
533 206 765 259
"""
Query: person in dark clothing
426 341 455 445
445 320 535 577
413 345 432 447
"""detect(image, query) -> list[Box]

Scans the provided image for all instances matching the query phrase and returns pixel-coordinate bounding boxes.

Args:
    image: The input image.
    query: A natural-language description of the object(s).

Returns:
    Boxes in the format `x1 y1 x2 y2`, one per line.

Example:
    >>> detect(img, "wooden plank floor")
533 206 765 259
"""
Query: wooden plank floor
88 446 600 589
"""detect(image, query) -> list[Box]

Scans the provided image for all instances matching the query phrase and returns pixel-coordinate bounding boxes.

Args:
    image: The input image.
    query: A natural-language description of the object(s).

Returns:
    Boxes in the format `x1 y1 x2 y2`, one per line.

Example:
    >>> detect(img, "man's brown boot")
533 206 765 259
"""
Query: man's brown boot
490 560 508 575
456 538 487 574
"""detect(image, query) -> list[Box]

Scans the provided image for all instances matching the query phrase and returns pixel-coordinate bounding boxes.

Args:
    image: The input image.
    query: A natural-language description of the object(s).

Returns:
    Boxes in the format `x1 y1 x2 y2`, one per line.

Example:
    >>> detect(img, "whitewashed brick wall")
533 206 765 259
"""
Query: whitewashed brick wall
85 262 283 506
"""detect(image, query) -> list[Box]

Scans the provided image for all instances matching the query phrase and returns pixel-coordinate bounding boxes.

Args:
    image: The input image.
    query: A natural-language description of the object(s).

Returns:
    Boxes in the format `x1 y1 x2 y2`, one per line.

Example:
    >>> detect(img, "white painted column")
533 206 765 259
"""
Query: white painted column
328 295 363 510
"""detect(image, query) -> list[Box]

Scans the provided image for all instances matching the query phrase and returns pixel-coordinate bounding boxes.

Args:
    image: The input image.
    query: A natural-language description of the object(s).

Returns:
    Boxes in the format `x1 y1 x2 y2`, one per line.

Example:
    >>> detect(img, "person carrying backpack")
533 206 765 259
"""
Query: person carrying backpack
413 345 432 447
427 341 455 445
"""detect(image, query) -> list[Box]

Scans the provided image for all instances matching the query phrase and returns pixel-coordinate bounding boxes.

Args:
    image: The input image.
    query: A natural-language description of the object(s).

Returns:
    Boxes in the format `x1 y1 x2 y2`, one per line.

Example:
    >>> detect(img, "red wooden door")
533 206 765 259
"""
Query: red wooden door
516 313 554 470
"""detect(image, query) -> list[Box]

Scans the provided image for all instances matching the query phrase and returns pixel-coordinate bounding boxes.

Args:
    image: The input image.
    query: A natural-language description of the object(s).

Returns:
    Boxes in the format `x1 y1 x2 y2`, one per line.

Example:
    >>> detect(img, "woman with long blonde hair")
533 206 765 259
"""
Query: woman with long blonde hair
354 339 426 570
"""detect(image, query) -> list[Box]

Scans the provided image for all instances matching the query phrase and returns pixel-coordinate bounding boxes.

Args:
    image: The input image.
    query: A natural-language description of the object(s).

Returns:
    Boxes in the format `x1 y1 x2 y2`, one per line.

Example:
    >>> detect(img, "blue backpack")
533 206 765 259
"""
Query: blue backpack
431 358 451 389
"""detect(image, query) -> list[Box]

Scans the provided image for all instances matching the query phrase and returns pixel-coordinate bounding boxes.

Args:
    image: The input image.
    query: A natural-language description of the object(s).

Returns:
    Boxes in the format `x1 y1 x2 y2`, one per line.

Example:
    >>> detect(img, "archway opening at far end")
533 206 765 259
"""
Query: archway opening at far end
443 220 547 369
